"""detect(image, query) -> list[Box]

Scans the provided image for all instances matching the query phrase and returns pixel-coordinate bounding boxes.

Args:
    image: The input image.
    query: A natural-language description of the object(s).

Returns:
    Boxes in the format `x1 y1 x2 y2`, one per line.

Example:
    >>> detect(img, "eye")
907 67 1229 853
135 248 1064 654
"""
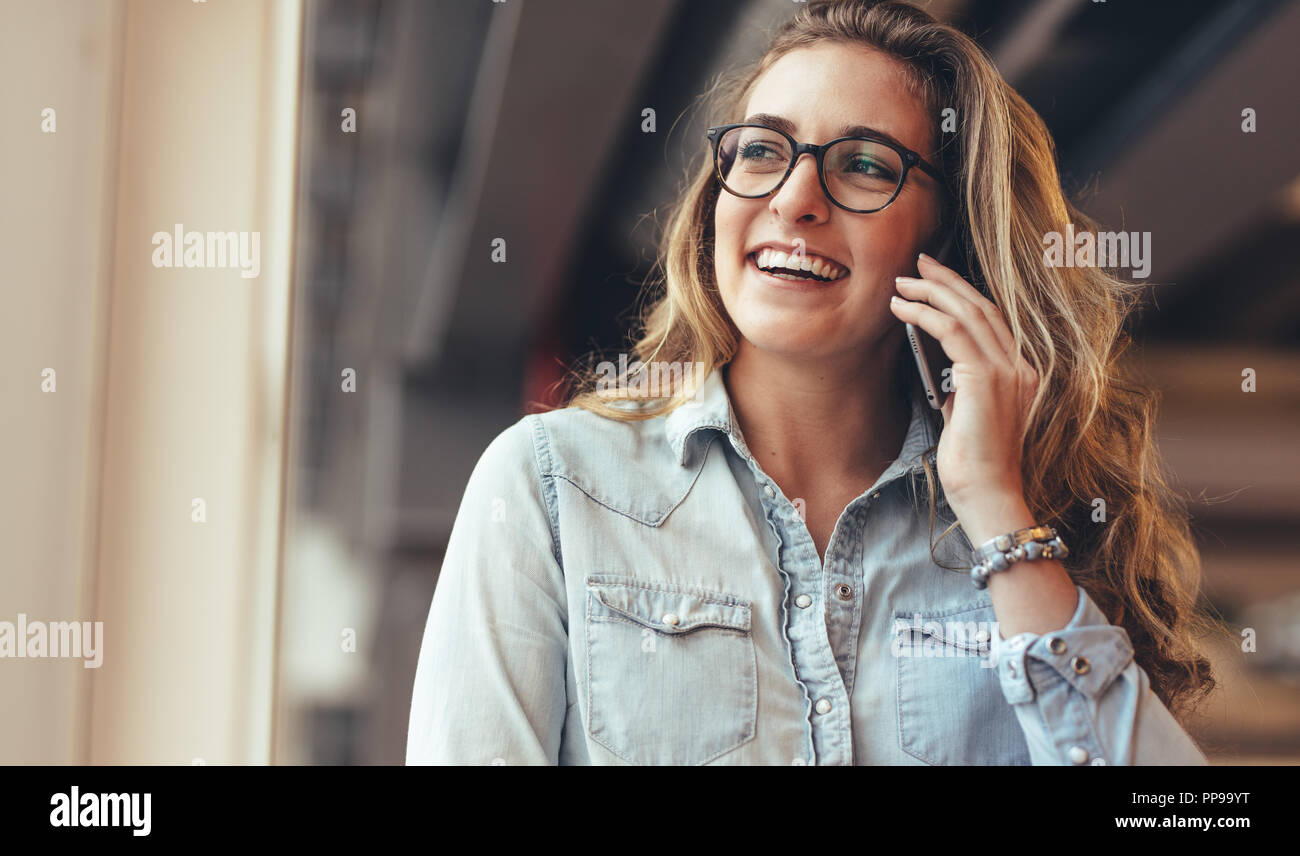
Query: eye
738 142 781 161
846 156 895 180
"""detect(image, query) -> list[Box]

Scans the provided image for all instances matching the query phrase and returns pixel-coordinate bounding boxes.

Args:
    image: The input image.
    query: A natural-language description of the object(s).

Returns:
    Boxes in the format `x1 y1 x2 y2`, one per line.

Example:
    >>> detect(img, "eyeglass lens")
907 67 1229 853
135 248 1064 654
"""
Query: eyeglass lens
716 125 904 211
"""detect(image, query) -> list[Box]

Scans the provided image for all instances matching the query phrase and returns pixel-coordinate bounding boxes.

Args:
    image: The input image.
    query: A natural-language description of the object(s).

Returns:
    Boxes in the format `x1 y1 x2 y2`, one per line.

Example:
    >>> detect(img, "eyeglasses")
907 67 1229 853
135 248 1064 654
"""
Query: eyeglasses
706 123 947 214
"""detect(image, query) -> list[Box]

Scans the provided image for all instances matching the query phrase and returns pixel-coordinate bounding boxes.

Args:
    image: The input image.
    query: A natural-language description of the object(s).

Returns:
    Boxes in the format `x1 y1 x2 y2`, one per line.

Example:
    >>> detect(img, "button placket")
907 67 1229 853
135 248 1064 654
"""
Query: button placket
747 455 855 765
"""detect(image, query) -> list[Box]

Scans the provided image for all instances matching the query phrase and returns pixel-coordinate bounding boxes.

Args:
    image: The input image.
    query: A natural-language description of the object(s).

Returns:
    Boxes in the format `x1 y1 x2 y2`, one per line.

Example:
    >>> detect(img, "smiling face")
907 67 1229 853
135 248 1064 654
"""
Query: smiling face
713 42 945 363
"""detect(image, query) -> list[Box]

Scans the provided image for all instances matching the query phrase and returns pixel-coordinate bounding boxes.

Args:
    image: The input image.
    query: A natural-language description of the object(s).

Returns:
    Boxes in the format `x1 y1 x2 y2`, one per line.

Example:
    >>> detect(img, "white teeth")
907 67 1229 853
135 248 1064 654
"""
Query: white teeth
751 247 848 281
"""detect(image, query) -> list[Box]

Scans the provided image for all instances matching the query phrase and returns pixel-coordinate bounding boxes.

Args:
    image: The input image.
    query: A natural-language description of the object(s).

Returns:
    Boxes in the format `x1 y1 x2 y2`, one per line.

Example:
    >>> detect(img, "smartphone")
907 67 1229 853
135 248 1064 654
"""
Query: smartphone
905 233 957 411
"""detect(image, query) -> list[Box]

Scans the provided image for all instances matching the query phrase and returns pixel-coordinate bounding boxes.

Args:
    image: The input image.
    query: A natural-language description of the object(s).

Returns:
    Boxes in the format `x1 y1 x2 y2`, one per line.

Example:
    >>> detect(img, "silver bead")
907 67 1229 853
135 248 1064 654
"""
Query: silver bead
1011 546 1026 561
1024 540 1044 560
989 552 1010 572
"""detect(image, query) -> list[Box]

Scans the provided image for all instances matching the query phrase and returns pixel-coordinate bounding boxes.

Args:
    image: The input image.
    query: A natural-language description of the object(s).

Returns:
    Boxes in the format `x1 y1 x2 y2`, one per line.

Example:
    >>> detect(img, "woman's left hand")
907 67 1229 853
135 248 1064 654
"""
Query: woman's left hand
888 252 1040 517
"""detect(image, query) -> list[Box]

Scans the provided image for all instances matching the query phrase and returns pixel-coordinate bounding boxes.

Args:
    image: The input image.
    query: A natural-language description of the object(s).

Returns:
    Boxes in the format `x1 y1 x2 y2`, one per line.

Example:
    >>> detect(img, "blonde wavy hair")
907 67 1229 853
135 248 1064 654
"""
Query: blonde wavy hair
561 0 1218 719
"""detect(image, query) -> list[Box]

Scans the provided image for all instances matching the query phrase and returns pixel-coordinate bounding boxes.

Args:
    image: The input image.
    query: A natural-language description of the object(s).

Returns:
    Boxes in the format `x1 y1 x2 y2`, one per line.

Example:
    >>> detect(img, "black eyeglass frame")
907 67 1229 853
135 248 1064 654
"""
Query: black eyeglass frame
706 122 949 214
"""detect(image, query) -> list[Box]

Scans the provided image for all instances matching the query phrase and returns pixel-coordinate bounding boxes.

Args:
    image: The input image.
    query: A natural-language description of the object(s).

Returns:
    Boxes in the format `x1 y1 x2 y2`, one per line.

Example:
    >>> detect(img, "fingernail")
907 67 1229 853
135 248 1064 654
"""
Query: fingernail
890 295 903 304
918 252 932 262
895 276 918 283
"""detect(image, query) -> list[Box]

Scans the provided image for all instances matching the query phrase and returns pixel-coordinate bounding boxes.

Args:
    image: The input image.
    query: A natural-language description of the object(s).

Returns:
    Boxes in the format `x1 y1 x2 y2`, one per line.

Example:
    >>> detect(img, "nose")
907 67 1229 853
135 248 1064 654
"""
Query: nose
769 152 831 224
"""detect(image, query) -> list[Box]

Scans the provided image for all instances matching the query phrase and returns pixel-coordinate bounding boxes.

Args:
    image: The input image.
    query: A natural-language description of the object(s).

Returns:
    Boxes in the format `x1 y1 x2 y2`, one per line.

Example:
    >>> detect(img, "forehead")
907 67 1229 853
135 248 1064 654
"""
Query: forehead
744 43 935 161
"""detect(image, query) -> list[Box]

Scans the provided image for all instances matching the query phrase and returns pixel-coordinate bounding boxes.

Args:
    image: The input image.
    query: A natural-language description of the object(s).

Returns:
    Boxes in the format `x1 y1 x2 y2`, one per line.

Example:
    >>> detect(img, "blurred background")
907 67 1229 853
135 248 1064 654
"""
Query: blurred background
3 0 1298 765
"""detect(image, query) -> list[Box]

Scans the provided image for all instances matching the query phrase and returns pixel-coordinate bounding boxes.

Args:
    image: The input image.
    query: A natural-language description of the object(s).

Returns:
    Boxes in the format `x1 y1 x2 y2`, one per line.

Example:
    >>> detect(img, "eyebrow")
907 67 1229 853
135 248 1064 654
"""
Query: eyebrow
742 112 916 153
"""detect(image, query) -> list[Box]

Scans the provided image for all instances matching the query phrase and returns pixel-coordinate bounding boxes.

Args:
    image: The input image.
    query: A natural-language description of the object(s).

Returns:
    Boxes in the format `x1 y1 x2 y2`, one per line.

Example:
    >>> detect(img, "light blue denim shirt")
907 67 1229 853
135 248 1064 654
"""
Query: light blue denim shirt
407 366 1208 765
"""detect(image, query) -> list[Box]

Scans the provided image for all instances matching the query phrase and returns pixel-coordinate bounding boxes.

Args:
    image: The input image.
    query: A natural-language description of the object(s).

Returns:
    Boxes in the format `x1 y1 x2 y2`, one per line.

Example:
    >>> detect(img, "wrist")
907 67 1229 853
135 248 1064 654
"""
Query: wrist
954 491 1035 547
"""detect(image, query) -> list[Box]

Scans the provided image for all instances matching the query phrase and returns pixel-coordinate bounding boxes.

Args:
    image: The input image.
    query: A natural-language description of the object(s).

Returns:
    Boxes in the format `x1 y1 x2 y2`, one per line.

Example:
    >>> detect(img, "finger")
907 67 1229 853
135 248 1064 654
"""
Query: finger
888 294 983 367
917 252 1015 359
895 276 1005 365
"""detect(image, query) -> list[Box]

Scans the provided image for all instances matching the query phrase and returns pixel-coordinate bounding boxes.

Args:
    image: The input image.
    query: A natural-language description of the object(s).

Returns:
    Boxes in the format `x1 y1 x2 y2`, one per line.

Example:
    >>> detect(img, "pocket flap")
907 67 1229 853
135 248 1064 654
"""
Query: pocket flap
587 576 750 633
892 611 994 654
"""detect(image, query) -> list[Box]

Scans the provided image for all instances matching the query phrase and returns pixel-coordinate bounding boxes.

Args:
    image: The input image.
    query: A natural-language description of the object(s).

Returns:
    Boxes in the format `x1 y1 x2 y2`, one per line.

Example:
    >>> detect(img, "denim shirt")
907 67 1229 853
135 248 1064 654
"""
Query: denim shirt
406 367 1208 765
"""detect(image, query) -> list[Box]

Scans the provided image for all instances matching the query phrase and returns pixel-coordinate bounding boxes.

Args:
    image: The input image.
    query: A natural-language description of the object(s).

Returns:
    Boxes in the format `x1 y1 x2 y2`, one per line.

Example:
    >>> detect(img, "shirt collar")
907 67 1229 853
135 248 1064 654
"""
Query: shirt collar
664 366 940 489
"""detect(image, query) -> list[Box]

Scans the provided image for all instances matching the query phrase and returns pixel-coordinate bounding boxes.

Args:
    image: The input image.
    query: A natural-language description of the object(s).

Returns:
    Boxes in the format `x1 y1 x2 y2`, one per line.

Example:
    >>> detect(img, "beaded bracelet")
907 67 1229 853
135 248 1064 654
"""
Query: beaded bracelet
969 524 1069 589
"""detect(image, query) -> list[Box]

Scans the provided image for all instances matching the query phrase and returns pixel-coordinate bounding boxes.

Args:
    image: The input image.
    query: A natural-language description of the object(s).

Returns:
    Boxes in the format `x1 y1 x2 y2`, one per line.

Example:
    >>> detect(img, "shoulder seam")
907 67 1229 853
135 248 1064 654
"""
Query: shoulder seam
525 414 564 571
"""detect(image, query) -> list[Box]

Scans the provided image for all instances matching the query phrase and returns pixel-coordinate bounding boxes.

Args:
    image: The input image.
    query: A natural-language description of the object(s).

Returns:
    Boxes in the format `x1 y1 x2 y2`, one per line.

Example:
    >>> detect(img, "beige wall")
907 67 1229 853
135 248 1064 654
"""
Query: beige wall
0 0 301 764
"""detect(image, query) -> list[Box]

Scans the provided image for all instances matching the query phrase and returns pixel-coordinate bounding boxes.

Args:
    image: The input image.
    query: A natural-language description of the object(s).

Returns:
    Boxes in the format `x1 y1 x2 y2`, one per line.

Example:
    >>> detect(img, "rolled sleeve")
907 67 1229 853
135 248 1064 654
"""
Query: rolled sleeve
990 585 1208 766
406 416 569 765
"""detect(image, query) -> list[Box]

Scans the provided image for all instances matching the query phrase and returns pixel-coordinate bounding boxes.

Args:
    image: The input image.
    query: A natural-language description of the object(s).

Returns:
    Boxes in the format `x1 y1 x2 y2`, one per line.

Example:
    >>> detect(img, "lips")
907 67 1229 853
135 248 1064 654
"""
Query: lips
747 252 847 287
747 246 850 283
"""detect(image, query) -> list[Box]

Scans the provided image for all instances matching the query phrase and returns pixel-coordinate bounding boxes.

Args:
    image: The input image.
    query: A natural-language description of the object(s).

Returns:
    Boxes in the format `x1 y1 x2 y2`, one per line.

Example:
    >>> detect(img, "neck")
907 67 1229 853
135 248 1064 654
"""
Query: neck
722 334 913 489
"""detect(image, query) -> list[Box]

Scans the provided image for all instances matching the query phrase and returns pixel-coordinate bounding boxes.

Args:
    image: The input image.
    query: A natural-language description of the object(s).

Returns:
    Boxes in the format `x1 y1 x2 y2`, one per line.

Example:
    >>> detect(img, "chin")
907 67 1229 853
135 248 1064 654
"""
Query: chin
735 322 842 359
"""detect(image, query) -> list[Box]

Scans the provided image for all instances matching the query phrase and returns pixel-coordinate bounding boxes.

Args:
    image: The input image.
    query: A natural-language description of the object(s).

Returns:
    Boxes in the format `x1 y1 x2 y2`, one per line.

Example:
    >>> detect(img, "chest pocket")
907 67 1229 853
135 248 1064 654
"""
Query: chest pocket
893 602 1031 765
585 574 757 765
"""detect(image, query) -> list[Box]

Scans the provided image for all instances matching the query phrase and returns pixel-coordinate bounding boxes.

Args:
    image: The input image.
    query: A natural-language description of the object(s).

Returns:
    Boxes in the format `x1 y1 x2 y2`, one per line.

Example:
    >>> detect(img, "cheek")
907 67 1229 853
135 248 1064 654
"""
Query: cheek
713 193 750 249
855 211 932 272
712 198 746 278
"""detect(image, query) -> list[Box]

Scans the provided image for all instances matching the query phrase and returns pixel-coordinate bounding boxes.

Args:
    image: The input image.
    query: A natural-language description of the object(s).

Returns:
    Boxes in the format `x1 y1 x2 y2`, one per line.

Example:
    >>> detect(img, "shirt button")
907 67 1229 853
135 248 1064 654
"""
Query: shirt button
1067 746 1090 765
1072 656 1091 675
815 698 832 715
764 484 776 498
834 583 854 600
974 629 990 644
662 613 680 627
794 594 812 608
1047 636 1066 654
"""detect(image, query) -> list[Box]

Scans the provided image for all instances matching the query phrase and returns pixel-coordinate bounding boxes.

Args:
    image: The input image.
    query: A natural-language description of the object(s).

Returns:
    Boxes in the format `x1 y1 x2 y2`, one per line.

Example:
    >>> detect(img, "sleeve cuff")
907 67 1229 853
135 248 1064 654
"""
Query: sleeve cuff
990 585 1135 705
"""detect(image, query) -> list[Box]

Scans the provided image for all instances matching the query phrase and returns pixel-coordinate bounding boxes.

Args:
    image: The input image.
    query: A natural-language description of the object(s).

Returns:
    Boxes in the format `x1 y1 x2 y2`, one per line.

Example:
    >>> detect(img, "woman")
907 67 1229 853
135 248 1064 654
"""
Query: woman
407 0 1217 765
